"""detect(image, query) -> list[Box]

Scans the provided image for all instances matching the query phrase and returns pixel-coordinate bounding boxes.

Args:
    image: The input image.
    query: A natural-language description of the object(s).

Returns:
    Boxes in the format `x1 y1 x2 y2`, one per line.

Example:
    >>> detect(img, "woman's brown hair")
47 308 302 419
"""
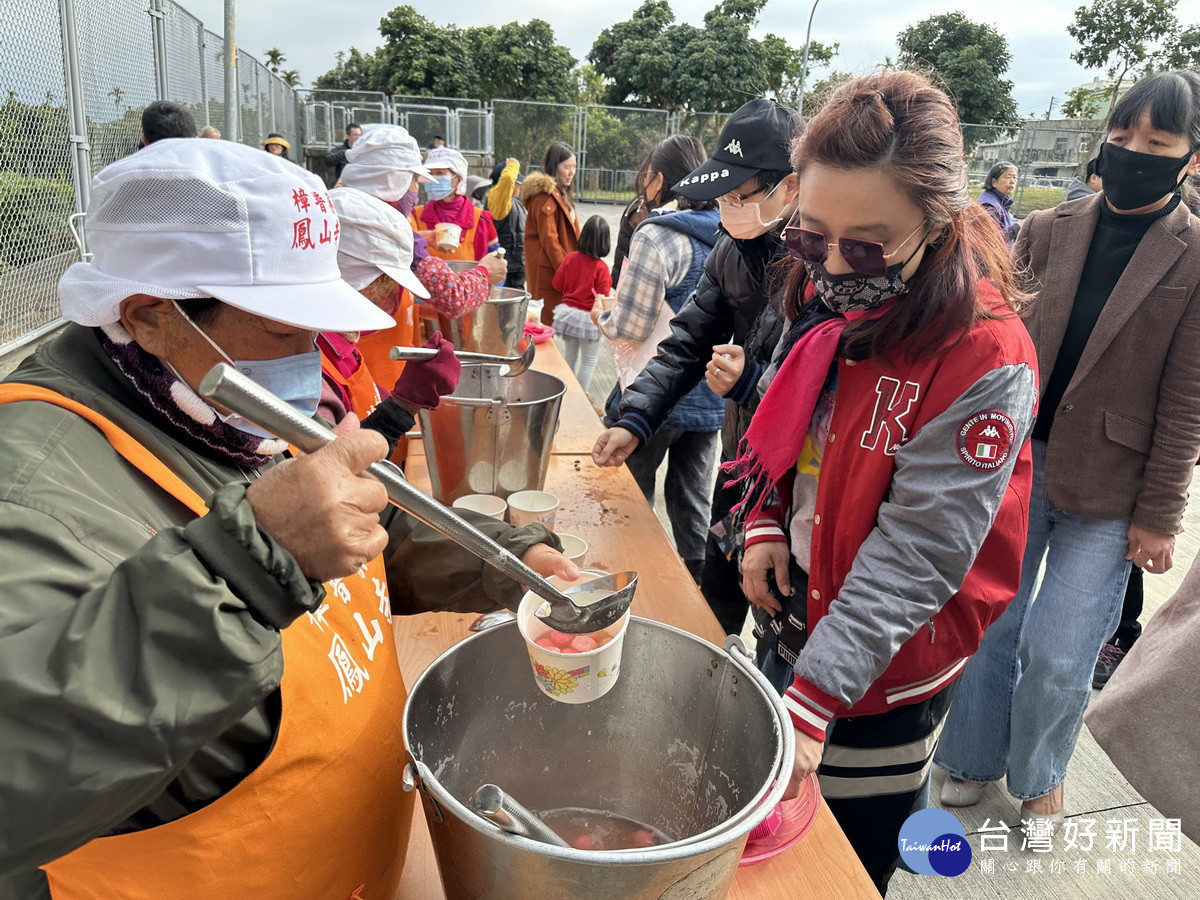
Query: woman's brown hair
786 70 1028 361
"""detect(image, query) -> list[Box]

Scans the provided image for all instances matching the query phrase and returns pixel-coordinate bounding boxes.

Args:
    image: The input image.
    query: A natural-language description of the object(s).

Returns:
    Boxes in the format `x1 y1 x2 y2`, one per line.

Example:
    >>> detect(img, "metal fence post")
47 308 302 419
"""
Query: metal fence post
59 0 90 257
149 0 169 100
198 24 209 127
223 0 237 142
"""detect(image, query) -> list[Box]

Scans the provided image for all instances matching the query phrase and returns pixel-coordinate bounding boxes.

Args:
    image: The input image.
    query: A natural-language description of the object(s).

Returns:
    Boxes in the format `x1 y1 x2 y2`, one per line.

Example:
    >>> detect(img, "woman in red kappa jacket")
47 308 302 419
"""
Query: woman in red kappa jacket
729 71 1039 893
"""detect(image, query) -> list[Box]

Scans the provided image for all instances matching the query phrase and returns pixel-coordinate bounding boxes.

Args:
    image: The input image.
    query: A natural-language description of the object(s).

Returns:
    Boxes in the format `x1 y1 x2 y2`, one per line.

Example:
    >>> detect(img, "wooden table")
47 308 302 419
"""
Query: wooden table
392 343 879 899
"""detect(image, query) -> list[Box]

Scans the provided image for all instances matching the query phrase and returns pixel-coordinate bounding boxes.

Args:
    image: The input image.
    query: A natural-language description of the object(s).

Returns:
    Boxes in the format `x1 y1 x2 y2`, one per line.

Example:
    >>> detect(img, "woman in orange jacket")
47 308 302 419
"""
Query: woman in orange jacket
523 141 581 324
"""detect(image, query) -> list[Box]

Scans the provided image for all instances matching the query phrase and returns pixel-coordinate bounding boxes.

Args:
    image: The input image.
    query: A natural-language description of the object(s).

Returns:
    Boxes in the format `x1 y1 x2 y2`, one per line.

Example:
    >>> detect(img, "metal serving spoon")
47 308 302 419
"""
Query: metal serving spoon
388 338 535 376
469 784 569 847
198 363 635 634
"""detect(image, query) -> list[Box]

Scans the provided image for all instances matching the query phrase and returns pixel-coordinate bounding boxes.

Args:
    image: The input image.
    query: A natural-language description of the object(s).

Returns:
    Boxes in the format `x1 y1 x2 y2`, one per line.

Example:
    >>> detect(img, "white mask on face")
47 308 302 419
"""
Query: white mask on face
718 181 788 239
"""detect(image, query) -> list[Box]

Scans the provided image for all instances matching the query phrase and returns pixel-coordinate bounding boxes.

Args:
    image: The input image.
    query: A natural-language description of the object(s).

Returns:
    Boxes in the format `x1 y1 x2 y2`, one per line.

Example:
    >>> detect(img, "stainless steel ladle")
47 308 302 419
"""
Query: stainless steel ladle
198 363 635 634
388 338 535 376
469 784 569 847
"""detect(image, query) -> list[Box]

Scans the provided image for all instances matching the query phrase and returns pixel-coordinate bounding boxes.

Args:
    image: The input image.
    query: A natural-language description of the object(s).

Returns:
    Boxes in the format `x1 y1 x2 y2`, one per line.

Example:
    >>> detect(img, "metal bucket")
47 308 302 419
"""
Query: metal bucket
418 364 565 503
438 260 530 356
402 620 793 899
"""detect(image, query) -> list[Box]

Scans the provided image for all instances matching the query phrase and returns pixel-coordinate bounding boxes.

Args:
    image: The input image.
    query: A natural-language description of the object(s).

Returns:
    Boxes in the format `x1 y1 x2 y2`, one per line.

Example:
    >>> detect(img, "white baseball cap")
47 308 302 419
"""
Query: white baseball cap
331 187 430 300
342 124 434 202
424 147 470 194
58 139 394 332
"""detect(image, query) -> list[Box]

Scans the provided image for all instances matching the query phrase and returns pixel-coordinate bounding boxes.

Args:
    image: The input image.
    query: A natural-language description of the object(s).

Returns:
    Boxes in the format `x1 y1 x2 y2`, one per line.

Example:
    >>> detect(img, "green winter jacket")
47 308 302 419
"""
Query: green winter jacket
0 324 557 898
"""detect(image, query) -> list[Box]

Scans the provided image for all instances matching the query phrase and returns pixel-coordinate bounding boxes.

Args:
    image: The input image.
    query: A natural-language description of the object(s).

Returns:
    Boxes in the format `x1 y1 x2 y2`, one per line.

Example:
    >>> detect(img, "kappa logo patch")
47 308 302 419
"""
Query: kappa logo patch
957 411 1015 470
724 138 744 157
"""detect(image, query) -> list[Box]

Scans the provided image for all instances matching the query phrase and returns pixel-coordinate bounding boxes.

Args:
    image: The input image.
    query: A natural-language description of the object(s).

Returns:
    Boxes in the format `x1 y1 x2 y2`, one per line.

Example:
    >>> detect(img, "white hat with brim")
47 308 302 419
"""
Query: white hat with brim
331 187 430 300
342 124 434 202
58 139 394 332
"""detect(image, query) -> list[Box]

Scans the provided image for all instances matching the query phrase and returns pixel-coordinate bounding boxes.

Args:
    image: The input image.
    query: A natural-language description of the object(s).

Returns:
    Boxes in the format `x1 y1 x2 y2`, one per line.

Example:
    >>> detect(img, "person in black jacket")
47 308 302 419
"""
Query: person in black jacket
592 98 801 634
323 122 363 182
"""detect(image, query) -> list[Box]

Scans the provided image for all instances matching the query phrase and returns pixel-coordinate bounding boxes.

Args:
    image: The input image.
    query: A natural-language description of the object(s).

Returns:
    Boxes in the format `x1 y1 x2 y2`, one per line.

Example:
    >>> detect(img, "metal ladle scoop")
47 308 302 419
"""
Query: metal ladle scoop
388 338 535 377
198 363 636 634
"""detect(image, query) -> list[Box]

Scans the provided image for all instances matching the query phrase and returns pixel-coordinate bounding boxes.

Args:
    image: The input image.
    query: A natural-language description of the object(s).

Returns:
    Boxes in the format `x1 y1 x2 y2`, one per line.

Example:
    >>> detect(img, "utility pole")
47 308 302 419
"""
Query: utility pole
796 0 823 116
1044 96 1056 120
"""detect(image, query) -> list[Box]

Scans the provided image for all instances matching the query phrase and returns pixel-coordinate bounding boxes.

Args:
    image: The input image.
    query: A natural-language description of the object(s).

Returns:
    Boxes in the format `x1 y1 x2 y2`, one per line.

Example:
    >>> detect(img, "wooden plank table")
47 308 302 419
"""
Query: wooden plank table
391 344 879 899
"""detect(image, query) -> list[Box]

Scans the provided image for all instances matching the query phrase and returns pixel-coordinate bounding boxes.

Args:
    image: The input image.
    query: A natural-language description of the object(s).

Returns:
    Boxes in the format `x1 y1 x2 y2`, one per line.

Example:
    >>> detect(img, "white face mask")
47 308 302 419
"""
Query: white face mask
172 302 322 439
718 181 788 239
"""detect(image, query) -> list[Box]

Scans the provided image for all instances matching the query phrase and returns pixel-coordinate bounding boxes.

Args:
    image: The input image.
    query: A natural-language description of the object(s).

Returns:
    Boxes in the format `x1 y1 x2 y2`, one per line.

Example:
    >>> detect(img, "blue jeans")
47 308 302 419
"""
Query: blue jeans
935 439 1130 800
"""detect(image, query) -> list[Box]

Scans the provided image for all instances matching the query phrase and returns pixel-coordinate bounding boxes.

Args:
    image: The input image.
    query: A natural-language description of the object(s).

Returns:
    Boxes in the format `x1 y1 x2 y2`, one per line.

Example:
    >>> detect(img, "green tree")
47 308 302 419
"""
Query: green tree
897 12 1021 129
263 47 285 75
282 70 302 88
370 6 478 97
1068 0 1200 113
589 0 819 112
1061 82 1108 119
464 20 576 102
761 32 837 109
314 48 379 92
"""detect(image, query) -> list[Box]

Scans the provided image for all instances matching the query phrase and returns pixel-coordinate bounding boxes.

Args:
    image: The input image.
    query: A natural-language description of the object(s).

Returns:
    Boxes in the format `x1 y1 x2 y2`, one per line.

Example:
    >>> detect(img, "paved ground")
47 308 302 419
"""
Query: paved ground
573 202 1200 898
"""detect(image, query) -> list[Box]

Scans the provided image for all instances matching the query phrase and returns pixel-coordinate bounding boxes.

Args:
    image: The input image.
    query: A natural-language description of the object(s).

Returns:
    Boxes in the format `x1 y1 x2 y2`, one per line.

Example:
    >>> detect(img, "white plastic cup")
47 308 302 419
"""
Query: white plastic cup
517 571 630 704
507 490 559 530
451 493 507 519
555 533 588 563
434 222 462 252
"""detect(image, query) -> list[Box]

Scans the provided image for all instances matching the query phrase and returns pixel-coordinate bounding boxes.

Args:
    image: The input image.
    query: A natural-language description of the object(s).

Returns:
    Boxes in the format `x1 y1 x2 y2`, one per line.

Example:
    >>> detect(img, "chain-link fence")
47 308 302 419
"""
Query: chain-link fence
491 99 581 180
578 105 669 201
0 0 302 357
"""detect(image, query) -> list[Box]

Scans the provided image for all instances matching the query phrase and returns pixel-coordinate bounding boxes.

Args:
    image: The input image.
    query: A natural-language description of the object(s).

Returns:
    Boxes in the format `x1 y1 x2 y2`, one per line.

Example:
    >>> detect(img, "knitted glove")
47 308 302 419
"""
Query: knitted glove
389 332 461 409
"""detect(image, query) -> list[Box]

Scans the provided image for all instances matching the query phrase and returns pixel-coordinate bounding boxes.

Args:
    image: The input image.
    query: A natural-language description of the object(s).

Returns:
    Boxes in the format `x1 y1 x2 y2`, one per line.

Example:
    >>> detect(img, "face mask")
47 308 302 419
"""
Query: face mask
719 182 787 239
423 176 454 202
395 190 419 218
1099 141 1196 211
173 303 322 439
804 257 918 314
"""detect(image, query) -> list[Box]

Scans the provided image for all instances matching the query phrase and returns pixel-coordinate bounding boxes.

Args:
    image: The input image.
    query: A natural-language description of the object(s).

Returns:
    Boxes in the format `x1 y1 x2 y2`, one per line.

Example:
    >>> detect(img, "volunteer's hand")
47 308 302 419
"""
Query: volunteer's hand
246 415 389 583
590 293 614 326
592 426 640 467
1127 524 1175 573
522 542 581 583
480 252 507 285
391 332 461 409
784 729 826 798
415 229 437 244
741 542 792 614
705 344 746 396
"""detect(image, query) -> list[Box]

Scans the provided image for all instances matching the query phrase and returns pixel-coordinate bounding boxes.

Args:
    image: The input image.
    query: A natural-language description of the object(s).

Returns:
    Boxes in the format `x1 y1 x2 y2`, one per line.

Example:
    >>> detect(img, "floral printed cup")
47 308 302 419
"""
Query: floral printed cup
507 490 559 530
517 571 630 705
434 222 462 252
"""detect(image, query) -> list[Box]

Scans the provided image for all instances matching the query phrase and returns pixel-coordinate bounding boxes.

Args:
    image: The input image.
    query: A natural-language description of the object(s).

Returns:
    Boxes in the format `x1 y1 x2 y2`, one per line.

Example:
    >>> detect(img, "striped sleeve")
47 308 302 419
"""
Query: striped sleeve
784 677 844 742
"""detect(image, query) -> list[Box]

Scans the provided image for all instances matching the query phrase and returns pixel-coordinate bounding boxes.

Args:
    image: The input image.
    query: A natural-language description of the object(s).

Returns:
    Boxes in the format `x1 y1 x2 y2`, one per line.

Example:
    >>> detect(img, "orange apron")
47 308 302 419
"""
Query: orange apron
357 287 417 467
0 385 413 900
321 350 382 418
411 204 485 262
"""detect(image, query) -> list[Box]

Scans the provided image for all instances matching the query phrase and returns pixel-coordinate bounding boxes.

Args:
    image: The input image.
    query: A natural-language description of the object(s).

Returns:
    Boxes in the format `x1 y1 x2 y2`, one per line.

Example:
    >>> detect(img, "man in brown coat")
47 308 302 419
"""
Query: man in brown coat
936 70 1200 829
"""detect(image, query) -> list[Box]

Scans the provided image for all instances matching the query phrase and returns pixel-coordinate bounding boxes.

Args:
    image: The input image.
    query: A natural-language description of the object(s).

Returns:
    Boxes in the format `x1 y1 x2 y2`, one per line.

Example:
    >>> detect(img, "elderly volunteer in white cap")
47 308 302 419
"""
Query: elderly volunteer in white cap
314 186 461 445
0 138 574 899
412 145 503 263
341 126 505 373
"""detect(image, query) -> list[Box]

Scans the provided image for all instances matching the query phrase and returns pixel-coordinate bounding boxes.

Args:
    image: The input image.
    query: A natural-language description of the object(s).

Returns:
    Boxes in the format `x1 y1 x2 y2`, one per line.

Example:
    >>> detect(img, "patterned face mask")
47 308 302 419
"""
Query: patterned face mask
803 238 924 313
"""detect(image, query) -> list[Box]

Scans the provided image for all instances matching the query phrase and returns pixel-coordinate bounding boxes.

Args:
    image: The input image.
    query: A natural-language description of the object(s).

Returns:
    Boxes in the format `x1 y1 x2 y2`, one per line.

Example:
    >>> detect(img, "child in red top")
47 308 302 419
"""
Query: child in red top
551 215 612 391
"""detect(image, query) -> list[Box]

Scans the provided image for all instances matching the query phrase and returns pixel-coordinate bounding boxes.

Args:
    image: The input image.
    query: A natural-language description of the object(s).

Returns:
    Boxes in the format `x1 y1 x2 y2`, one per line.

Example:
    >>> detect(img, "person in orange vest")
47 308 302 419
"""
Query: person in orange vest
411 146 501 262
0 139 577 899
322 186 460 450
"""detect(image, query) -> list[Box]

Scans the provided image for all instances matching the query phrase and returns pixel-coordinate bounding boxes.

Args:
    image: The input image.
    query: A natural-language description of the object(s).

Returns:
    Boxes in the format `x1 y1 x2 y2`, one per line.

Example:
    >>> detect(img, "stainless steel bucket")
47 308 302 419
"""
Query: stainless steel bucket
418 364 565 503
438 260 530 356
402 620 793 899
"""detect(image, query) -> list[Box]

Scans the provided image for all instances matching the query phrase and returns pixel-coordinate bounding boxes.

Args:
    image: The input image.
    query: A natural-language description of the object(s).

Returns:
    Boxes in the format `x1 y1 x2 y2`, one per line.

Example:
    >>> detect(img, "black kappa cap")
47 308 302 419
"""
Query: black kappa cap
673 98 800 201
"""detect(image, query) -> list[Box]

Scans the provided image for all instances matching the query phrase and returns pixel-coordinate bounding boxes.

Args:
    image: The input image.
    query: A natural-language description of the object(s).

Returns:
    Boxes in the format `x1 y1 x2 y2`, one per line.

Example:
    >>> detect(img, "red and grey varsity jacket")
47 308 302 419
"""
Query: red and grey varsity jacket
746 282 1039 740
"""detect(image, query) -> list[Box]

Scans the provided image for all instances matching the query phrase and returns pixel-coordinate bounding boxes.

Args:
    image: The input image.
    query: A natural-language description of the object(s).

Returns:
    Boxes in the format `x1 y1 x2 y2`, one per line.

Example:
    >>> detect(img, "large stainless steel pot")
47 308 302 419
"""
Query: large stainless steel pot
403 620 794 899
418 364 565 503
439 259 530 356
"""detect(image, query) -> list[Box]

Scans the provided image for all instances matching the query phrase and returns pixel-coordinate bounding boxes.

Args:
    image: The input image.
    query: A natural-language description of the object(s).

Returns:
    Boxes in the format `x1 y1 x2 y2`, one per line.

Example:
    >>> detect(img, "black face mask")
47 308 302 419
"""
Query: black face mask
1098 141 1196 211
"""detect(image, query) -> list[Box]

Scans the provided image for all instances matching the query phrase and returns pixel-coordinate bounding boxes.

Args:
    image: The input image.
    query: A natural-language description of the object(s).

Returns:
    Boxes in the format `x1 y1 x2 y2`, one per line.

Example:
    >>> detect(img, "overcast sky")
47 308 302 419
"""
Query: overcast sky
184 0 1200 119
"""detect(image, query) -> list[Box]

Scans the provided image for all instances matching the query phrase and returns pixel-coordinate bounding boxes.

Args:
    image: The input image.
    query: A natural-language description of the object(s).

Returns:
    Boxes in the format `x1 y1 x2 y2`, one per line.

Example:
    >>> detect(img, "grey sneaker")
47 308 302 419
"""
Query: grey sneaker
1093 642 1127 690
